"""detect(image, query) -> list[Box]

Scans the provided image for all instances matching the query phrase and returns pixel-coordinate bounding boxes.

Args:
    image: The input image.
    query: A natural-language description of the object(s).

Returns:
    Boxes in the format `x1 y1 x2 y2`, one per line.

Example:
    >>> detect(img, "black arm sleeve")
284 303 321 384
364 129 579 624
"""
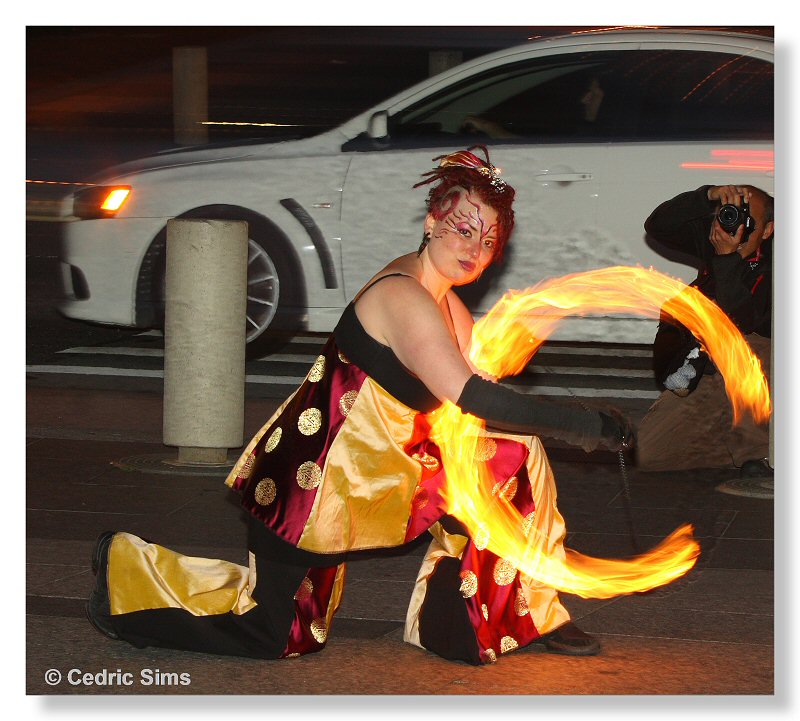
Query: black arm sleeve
652 318 709 392
644 185 715 259
456 375 622 453
709 252 770 335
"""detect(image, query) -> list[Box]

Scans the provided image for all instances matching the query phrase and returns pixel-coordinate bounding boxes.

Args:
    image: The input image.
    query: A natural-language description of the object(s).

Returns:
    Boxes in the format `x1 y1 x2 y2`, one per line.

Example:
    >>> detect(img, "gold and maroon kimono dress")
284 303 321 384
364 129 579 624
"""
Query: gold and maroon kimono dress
102 290 571 664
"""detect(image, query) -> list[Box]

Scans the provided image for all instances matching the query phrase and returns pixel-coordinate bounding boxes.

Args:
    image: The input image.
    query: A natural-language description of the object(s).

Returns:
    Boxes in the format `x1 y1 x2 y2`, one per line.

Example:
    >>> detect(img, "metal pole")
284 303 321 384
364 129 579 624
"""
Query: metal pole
173 46 208 146
163 219 247 463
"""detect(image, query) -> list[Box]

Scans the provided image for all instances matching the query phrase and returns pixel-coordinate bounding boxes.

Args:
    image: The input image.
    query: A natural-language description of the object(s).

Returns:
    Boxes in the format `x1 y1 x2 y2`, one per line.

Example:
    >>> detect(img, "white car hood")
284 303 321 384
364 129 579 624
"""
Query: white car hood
89 128 352 184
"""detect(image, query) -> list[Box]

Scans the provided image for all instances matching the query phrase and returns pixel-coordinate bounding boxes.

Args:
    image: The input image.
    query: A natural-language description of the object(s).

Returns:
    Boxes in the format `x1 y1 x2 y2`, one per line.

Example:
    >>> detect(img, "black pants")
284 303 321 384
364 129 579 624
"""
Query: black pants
108 520 345 659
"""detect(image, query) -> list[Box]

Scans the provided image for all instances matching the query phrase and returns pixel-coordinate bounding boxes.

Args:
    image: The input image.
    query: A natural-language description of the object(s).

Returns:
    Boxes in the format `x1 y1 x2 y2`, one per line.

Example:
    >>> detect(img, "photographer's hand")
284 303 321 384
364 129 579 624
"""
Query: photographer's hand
707 185 751 206
709 218 745 256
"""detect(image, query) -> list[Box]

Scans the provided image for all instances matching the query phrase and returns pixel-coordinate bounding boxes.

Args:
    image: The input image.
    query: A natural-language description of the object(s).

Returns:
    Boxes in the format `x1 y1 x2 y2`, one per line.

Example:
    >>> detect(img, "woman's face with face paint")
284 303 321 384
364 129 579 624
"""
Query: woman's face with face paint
423 187 499 285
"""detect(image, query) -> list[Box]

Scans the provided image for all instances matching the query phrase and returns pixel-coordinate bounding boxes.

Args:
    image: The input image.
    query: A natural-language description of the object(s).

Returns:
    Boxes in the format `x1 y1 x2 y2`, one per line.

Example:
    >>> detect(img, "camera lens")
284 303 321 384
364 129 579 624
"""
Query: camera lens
717 203 742 231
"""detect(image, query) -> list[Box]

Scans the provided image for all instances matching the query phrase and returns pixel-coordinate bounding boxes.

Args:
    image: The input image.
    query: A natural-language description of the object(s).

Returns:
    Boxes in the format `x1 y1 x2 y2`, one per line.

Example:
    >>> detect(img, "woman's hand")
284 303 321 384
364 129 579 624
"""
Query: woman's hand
598 408 635 452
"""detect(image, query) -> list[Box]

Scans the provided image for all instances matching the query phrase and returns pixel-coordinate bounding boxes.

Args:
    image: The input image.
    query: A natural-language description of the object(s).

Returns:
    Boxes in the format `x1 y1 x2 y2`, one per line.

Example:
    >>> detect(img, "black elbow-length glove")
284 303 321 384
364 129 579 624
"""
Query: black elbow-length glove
456 375 633 453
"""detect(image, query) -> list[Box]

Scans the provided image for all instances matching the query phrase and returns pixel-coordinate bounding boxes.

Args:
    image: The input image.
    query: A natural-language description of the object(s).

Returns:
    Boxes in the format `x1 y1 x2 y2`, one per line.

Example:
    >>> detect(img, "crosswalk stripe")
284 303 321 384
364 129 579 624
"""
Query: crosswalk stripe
58 347 166 357
53 348 653 378
26 365 660 399
27 365 164 378
82 340 654 359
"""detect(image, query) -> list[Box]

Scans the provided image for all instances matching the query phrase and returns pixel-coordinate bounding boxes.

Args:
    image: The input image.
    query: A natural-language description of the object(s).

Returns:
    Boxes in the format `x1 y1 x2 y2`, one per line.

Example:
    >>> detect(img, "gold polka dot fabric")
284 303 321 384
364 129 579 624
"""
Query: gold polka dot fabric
474 437 497 461
493 558 517 586
459 570 478 598
338 390 358 417
310 618 328 643
412 486 429 511
308 355 326 382
254 478 277 506
473 523 490 551
264 427 282 453
294 576 313 601
514 588 530 616
297 408 322 436
492 475 518 501
522 511 536 538
296 461 322 490
237 453 256 480
500 635 519 654
411 452 440 471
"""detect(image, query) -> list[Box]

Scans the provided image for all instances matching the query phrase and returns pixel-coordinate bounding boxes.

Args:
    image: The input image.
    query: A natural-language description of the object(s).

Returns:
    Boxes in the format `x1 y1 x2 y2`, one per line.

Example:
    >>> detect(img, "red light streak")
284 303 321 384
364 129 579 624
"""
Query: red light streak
681 149 773 173
711 149 774 158
681 163 774 171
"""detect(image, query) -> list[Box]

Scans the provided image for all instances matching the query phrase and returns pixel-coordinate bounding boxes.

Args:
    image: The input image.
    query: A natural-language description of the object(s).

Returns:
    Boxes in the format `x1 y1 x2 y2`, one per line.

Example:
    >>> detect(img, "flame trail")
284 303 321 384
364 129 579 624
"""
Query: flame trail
428 266 770 598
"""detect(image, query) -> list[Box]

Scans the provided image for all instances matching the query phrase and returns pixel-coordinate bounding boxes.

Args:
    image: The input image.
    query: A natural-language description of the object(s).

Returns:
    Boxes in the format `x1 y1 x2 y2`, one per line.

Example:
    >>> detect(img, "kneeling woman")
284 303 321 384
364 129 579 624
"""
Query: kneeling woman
87 147 629 665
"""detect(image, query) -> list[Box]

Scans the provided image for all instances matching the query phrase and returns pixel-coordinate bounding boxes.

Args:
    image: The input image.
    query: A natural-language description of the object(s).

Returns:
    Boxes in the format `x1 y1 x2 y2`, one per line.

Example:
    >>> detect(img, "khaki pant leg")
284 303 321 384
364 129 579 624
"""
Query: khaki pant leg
637 333 771 471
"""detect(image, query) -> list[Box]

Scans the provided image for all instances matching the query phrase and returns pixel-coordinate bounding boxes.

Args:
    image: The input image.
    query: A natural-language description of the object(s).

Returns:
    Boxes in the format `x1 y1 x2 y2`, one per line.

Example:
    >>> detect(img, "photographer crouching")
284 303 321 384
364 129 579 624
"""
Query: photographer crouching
636 184 774 480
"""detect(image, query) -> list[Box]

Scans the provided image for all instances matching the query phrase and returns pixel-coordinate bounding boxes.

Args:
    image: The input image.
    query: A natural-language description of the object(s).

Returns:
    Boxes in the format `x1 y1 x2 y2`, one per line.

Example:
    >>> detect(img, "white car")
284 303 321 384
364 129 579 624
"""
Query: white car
59 28 774 355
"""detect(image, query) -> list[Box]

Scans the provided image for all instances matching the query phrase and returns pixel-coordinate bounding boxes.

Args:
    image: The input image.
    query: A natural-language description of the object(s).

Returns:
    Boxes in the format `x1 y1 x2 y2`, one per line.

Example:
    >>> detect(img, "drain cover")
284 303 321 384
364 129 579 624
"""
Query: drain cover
113 453 236 477
716 476 774 499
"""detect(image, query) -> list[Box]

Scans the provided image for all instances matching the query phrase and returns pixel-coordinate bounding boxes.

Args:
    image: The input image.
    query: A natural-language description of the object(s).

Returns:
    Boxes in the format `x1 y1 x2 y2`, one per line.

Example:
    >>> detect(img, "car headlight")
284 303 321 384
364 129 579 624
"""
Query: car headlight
72 185 132 219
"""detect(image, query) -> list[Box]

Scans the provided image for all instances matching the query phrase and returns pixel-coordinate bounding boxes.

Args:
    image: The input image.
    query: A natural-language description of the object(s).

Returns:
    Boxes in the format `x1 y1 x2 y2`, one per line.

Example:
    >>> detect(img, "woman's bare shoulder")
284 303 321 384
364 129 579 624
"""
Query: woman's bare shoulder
355 255 425 303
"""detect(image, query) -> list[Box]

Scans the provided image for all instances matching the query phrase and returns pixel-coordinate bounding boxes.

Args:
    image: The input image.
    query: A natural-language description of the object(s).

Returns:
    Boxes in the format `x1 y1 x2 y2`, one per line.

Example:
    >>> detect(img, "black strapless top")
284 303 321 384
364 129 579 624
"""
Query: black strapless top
333 275 441 414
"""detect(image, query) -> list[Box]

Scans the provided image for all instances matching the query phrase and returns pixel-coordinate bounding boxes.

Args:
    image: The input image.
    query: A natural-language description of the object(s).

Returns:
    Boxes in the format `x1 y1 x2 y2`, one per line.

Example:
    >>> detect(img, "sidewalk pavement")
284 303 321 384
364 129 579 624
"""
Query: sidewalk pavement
25 383 775 697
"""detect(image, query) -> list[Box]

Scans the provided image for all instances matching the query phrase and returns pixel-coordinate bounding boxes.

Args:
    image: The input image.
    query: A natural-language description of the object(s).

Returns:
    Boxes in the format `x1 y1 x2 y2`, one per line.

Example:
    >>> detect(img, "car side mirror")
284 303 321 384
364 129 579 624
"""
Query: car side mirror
367 110 389 140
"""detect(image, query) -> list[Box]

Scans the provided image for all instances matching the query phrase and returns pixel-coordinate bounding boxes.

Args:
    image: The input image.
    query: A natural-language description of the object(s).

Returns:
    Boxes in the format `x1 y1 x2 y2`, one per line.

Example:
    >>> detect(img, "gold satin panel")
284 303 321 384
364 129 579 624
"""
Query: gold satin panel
296 378 422 553
108 533 257 617
511 435 571 635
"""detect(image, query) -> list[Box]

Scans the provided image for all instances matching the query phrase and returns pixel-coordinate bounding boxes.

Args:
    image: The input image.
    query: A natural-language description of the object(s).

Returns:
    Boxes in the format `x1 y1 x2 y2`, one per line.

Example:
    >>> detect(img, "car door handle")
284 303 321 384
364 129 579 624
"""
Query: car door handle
534 173 594 182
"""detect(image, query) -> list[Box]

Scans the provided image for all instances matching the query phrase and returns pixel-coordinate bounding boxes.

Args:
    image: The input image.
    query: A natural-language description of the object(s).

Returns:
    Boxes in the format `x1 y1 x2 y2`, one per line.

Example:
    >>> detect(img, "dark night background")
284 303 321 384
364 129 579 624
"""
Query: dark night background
26 25 775 183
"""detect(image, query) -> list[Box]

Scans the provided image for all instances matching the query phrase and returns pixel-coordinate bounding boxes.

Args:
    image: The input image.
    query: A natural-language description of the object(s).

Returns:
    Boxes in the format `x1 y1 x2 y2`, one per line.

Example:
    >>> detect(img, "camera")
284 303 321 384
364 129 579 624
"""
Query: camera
717 201 756 239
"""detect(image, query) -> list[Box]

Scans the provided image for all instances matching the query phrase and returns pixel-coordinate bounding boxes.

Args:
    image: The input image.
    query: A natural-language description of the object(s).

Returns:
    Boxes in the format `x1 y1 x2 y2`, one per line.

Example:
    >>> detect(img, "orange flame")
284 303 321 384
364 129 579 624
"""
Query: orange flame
428 266 770 598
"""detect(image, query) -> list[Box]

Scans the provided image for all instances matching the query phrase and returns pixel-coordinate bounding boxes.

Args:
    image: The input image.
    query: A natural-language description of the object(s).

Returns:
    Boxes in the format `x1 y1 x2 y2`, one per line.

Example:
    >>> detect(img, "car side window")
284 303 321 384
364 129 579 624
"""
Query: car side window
390 49 773 143
634 50 773 140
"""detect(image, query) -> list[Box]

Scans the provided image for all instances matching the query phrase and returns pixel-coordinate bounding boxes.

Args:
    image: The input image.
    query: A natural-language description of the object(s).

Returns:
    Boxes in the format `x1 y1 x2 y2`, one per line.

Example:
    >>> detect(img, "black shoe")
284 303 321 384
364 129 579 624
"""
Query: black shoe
536 621 601 656
86 531 119 640
91 531 116 575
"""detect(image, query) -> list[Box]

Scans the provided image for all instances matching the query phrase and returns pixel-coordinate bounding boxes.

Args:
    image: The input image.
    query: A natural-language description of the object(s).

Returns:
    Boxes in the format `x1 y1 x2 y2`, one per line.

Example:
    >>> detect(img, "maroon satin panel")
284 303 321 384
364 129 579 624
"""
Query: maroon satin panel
281 565 343 658
403 413 530 543
402 414 448 542
235 338 367 545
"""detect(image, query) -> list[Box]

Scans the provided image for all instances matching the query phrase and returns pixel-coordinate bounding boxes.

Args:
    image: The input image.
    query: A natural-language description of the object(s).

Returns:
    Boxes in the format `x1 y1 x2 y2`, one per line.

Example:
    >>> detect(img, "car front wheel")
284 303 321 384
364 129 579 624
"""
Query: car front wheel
245 236 281 345
138 209 305 360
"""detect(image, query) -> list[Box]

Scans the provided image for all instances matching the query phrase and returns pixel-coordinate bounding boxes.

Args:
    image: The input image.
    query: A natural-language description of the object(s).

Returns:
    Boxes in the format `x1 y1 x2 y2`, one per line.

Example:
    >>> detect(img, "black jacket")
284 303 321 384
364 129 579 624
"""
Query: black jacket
644 185 772 391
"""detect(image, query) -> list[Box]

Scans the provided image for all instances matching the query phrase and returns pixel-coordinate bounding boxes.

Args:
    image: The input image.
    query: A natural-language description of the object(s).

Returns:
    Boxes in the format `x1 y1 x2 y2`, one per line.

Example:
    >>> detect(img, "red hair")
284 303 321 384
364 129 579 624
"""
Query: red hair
413 146 516 261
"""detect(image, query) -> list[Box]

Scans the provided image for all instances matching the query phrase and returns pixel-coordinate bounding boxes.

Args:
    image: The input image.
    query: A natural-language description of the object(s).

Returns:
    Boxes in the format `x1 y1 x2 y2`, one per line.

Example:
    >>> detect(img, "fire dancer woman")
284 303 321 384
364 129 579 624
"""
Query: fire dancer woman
87 147 630 665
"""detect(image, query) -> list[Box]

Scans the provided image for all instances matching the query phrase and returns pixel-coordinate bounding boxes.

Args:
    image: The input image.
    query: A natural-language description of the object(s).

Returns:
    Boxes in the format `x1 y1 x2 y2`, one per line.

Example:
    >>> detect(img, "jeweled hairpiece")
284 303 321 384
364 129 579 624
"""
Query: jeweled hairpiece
416 145 507 193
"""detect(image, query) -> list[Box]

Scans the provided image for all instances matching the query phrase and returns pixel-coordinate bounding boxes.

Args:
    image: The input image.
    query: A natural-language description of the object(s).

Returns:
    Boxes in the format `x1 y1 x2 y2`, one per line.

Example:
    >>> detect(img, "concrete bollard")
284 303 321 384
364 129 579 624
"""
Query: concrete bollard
163 219 248 463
